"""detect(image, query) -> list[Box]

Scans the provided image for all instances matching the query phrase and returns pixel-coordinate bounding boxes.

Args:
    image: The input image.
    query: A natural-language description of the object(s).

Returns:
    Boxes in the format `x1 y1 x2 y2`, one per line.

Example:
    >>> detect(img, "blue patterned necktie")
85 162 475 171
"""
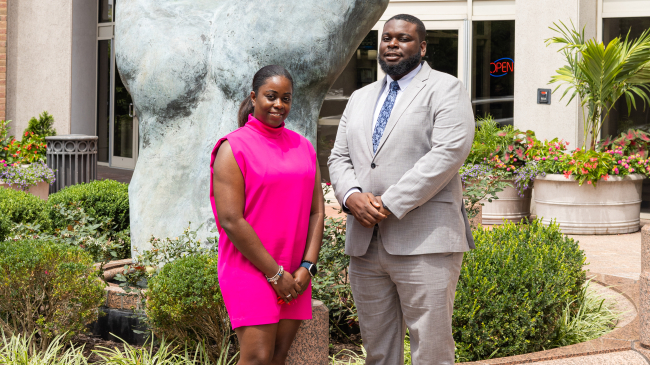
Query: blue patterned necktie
372 81 400 153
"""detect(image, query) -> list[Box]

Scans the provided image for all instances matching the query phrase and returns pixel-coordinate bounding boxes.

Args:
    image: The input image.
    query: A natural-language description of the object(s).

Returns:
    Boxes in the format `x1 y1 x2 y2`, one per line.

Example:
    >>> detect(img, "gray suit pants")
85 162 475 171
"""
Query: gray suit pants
349 227 463 365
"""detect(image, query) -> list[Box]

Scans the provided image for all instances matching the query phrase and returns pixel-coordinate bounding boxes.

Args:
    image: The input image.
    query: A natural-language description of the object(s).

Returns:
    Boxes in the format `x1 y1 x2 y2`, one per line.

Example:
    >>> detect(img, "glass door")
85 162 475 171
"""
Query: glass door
96 0 139 169
111 63 138 169
422 20 468 86
471 20 516 126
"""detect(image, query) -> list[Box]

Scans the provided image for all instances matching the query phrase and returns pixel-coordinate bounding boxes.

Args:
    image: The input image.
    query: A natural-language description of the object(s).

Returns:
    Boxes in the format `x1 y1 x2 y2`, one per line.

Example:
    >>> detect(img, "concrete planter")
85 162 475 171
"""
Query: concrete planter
534 174 644 234
0 180 49 200
481 180 532 225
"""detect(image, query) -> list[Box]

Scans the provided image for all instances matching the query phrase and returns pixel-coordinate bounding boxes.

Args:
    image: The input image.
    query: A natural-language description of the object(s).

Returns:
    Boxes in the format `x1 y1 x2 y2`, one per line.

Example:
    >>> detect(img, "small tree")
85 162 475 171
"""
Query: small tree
24 111 56 137
546 21 650 150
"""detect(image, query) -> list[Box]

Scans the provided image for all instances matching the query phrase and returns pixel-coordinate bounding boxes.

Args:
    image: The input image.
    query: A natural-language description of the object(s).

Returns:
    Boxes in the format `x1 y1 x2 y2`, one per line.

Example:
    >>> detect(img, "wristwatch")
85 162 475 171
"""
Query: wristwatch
300 260 318 277
382 200 392 214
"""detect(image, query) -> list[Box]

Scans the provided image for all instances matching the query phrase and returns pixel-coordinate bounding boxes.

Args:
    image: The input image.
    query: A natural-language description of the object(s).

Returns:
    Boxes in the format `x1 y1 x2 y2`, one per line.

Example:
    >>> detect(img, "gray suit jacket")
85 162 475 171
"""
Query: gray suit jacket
327 62 475 256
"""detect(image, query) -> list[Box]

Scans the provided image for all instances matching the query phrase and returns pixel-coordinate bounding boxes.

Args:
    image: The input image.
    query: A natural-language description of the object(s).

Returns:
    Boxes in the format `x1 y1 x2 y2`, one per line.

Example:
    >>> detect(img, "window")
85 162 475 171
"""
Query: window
317 31 378 181
424 29 459 77
601 17 650 138
472 20 515 125
99 0 113 23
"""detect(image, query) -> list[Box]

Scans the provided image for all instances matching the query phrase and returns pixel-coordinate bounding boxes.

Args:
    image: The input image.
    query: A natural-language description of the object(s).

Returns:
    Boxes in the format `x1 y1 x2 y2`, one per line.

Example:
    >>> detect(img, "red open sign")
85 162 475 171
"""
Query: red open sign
490 58 514 77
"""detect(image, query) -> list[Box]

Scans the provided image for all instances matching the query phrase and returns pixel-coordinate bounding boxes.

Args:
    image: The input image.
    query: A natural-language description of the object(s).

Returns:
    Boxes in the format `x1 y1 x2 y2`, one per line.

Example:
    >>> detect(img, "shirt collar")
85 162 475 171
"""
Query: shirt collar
385 62 423 92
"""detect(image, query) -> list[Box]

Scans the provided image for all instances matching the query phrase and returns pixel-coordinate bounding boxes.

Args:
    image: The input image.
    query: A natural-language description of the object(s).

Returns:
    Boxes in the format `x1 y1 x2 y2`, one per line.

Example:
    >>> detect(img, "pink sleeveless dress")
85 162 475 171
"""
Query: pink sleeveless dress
209 114 316 329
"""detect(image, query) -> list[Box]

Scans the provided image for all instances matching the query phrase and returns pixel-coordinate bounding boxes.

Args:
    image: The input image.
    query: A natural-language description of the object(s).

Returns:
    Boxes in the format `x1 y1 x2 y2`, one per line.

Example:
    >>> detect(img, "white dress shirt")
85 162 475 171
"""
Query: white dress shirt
343 63 423 208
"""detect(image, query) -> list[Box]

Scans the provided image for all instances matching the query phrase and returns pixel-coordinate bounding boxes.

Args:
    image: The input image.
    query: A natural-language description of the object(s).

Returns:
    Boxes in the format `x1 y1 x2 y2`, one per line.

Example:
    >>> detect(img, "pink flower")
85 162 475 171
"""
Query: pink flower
554 157 558 161
326 182 331 186
630 168 635 172
542 157 546 161
603 174 609 181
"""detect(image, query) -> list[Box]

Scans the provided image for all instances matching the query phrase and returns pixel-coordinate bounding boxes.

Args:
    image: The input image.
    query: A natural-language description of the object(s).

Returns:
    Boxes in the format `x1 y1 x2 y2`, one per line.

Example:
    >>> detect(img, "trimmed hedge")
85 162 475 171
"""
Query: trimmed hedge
146 253 229 362
48 180 130 231
453 220 586 362
0 187 51 231
0 239 105 349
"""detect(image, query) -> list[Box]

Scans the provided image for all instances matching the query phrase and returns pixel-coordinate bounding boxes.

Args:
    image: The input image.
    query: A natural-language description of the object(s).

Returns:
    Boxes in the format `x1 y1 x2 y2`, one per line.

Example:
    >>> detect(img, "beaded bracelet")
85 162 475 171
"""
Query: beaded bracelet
266 266 284 285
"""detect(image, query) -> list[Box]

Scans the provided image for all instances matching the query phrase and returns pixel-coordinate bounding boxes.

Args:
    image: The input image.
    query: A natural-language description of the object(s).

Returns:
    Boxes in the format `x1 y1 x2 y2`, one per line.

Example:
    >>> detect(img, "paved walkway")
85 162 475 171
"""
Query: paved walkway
527 351 647 365
569 231 642 281
97 165 133 184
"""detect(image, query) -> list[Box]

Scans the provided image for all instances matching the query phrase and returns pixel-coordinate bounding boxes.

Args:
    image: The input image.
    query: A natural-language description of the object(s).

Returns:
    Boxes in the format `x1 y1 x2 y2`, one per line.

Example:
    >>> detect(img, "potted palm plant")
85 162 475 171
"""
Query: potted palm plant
534 21 650 234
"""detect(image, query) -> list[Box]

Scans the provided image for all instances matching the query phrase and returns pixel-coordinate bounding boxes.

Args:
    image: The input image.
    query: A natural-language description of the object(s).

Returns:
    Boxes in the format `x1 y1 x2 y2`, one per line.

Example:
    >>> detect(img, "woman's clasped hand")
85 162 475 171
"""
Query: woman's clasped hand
269 266 312 304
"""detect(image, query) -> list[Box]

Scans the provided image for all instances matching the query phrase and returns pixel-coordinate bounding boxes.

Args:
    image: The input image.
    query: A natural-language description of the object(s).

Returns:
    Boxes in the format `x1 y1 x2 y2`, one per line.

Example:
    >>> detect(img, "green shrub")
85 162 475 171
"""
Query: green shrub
312 217 357 338
0 215 9 242
453 220 586 362
0 188 51 230
48 180 130 231
146 253 230 362
0 239 106 351
24 111 56 137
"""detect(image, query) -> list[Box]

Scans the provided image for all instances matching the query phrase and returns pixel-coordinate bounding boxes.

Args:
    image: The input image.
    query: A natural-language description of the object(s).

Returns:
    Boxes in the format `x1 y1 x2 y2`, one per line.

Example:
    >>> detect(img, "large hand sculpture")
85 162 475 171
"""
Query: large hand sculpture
116 0 389 254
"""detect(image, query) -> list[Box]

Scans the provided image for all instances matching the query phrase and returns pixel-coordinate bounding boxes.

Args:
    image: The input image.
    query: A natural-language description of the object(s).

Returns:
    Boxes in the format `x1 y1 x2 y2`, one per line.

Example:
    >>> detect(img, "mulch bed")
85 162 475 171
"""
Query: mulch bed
329 332 364 362
73 334 128 363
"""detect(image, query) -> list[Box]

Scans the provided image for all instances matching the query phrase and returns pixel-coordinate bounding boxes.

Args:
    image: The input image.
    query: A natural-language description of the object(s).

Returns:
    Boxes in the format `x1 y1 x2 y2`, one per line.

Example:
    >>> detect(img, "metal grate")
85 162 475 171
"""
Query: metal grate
45 135 98 194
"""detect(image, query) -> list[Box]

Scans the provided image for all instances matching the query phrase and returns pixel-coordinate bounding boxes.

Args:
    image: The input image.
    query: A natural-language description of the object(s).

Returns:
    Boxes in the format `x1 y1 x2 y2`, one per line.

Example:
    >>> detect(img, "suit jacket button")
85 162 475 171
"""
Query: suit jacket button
371 163 376 169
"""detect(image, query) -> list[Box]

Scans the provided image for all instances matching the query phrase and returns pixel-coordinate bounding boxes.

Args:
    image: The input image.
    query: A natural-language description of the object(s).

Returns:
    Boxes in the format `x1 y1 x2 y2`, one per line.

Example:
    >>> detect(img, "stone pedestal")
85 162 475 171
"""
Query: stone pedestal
641 272 650 346
641 225 650 346
286 300 329 365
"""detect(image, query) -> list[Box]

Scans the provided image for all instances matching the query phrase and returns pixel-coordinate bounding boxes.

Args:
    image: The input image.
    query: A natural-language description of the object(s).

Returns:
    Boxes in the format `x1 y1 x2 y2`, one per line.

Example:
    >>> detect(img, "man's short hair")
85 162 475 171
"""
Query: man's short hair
386 14 426 43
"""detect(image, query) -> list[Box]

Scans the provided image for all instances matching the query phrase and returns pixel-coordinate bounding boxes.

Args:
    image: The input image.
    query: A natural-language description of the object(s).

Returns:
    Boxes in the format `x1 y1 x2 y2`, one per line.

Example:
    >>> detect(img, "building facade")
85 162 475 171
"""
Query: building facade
5 0 650 176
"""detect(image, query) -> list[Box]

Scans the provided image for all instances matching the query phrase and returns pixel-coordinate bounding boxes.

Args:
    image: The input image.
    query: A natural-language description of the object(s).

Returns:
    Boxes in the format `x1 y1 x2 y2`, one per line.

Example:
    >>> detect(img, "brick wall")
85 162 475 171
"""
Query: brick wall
0 0 6 121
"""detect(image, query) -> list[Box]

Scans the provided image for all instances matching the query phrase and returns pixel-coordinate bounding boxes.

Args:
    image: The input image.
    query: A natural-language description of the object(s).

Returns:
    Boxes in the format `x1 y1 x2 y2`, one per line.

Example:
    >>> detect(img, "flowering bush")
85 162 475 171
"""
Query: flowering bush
465 117 543 196
598 129 650 158
0 118 48 165
18 132 47 164
535 144 650 186
1 132 47 165
0 161 55 190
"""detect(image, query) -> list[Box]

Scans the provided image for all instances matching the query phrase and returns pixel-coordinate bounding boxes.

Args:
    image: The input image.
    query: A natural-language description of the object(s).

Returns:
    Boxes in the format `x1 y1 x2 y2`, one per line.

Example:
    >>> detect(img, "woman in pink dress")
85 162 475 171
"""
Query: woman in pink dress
210 65 324 365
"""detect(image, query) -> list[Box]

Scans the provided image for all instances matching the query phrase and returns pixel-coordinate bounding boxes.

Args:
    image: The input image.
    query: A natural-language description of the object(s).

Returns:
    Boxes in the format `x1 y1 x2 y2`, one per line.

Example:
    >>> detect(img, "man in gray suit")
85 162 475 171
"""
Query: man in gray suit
327 14 475 365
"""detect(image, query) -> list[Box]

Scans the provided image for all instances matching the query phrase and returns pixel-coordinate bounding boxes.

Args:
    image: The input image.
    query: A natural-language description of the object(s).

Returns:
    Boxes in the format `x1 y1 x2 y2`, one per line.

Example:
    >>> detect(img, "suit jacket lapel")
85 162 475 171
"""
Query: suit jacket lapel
364 79 386 156
373 64 431 159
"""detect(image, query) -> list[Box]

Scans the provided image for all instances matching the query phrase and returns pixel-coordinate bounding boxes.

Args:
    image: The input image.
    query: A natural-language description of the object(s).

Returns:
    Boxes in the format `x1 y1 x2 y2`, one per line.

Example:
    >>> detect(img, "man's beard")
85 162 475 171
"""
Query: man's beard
378 52 422 77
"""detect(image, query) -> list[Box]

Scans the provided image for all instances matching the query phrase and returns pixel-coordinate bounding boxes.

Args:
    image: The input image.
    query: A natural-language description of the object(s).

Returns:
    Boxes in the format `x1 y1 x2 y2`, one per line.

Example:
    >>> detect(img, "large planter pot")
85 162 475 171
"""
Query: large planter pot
0 181 49 200
534 174 643 234
481 180 532 225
